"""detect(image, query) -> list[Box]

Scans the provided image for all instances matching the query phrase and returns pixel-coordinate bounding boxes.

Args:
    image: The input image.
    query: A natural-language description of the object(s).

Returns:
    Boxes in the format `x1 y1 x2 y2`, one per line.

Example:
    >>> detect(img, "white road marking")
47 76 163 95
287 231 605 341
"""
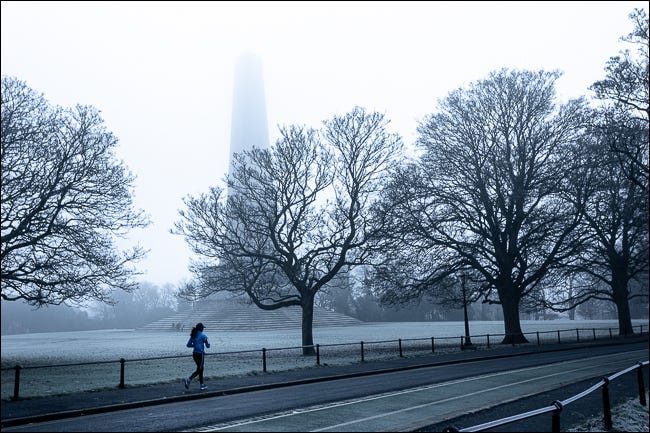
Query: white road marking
191 350 646 432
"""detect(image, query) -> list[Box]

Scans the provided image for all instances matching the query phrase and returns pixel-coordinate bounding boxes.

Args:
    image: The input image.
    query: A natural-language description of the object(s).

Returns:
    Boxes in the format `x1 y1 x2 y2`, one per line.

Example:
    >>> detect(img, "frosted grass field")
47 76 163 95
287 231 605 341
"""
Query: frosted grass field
2 319 648 400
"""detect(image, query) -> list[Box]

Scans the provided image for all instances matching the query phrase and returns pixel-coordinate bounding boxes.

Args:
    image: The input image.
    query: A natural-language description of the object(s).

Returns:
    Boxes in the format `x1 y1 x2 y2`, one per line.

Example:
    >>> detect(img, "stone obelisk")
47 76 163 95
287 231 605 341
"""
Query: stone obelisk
228 52 270 182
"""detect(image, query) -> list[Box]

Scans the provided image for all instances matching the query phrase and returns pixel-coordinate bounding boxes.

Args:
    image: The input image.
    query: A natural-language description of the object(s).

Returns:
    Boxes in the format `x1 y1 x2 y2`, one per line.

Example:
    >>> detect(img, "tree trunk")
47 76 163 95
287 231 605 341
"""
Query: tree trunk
612 277 634 336
301 295 316 355
499 295 528 344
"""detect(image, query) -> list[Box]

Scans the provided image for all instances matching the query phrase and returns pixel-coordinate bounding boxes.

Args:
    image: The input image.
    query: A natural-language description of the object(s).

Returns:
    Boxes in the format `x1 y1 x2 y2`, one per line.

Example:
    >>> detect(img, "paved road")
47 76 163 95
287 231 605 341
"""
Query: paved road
2 340 647 432
186 348 648 432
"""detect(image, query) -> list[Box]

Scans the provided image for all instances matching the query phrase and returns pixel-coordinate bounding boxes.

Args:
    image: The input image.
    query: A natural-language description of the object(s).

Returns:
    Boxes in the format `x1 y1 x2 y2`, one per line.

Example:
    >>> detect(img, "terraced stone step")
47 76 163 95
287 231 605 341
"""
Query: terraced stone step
140 298 364 331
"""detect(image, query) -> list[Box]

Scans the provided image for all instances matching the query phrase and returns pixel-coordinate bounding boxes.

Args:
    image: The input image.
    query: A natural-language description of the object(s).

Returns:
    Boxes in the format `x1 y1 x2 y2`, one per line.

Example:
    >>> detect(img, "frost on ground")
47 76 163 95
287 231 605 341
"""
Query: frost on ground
3 320 646 364
1 320 647 401
1 320 648 432
568 395 649 432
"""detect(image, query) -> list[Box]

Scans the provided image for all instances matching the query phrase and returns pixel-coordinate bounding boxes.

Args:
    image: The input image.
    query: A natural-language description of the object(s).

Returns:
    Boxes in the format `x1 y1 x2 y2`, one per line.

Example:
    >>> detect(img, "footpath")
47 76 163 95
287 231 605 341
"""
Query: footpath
2 334 648 429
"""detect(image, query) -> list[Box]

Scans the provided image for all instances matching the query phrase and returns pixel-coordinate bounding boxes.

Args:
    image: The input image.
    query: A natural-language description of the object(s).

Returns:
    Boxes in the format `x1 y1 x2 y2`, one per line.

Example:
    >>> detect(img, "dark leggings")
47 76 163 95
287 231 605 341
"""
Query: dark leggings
189 352 205 383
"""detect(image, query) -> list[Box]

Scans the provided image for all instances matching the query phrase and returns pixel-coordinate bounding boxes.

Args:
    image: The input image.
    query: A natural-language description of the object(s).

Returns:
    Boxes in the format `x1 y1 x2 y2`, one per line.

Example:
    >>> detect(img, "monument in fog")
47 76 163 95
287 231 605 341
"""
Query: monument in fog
228 52 270 182
142 53 364 330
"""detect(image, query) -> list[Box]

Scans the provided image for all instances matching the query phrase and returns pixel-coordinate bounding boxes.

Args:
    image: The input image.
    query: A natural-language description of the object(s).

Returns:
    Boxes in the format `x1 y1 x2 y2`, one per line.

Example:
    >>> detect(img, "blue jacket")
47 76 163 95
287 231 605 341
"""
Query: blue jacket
187 331 210 354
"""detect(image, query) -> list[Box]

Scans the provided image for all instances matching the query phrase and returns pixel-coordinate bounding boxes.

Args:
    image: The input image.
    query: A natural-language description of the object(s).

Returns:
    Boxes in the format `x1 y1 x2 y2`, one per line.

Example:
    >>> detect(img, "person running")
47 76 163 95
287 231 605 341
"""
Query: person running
184 322 210 390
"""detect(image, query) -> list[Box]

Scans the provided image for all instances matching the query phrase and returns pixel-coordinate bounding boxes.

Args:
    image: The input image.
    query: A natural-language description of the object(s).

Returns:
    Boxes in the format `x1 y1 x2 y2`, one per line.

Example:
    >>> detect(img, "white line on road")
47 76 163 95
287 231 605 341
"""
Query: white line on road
193 350 646 432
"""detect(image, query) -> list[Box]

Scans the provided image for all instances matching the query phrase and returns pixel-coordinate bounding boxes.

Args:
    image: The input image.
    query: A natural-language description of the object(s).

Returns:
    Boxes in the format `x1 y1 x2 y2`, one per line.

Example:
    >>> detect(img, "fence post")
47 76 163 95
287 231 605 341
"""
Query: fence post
609 328 612 339
557 330 561 344
576 329 580 343
316 344 320 366
602 377 612 430
119 358 125 389
431 337 435 353
262 348 267 373
399 339 403 357
551 400 563 433
360 341 365 363
593 328 596 341
460 336 464 350
487 334 490 348
637 362 647 407
13 365 21 400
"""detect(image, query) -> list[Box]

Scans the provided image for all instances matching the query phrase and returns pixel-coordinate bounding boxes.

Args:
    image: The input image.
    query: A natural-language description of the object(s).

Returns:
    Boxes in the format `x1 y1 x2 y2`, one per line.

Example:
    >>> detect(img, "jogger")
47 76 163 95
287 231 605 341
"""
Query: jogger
184 322 210 390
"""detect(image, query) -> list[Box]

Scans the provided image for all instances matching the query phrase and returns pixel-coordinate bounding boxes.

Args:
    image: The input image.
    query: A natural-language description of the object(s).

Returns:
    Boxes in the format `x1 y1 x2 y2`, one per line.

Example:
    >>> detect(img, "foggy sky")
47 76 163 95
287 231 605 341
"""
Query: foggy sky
1 1 647 287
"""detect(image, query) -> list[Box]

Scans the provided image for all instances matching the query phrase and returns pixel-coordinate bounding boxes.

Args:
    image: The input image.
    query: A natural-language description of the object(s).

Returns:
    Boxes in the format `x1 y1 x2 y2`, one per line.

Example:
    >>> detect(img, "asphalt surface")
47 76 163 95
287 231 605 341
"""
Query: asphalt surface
2 334 648 431
418 370 649 432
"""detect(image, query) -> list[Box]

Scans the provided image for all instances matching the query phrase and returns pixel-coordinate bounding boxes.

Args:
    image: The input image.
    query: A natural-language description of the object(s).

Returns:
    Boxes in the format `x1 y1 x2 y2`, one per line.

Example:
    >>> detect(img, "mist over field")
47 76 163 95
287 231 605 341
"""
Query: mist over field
2 319 647 403
3 319 648 365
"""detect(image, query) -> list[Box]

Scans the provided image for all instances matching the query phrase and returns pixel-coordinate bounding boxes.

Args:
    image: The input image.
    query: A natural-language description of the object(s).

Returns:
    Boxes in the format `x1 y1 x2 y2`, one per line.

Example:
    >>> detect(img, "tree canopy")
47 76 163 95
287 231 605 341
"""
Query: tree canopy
1 76 149 307
545 8 650 333
174 106 402 354
371 69 590 343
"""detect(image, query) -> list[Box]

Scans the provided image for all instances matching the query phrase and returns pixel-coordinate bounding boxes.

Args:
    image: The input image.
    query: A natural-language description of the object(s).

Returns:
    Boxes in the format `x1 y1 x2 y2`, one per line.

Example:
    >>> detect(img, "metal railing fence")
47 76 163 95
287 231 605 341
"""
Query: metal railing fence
1 324 646 401
442 360 649 432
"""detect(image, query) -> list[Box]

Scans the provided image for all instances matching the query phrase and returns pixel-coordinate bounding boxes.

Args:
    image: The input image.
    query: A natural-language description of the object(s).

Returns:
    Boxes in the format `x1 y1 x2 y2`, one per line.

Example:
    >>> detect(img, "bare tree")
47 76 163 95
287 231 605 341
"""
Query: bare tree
546 10 650 334
546 112 649 335
371 69 590 344
590 8 649 193
174 107 402 354
1 76 149 307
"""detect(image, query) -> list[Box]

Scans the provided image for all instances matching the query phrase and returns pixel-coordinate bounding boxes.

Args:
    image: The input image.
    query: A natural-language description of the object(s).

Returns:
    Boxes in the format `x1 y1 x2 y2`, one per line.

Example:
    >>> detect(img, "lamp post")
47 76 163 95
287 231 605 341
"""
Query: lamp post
461 271 473 348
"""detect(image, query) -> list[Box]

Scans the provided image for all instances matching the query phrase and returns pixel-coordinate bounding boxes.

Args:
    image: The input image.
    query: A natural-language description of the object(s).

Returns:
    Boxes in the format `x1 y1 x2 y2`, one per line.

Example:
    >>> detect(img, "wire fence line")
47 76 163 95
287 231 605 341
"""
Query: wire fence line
1 324 647 400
